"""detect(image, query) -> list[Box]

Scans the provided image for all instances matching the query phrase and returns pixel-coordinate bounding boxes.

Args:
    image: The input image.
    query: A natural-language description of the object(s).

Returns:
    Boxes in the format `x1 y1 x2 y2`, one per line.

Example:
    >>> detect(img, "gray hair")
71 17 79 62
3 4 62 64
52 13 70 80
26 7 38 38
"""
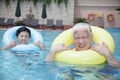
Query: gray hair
72 23 92 36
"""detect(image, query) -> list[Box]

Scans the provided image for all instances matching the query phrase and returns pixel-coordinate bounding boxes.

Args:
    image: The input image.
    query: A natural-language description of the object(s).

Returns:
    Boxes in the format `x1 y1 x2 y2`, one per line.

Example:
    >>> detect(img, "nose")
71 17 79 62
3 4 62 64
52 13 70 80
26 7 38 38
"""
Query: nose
78 39 84 43
22 36 26 40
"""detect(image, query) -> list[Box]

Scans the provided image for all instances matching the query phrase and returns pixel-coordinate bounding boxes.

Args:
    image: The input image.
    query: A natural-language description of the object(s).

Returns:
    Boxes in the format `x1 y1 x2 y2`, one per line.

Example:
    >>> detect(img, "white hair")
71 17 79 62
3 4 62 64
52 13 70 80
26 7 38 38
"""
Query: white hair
72 23 92 35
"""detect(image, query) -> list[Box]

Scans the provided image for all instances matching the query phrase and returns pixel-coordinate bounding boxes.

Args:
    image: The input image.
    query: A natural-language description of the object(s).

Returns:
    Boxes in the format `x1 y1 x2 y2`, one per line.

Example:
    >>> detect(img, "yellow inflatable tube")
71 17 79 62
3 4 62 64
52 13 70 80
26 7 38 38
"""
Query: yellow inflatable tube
52 26 115 64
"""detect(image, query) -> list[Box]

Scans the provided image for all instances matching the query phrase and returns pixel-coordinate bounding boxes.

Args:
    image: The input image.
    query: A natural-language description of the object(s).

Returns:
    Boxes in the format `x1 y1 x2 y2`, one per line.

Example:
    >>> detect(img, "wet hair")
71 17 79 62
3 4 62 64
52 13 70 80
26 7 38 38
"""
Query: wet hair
16 26 31 37
72 23 92 36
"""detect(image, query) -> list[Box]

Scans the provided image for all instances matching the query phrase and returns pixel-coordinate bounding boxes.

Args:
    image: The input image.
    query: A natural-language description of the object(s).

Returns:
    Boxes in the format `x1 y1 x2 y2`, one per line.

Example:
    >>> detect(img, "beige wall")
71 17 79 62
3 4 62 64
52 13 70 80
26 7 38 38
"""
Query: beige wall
0 0 120 27
74 0 120 28
0 0 74 25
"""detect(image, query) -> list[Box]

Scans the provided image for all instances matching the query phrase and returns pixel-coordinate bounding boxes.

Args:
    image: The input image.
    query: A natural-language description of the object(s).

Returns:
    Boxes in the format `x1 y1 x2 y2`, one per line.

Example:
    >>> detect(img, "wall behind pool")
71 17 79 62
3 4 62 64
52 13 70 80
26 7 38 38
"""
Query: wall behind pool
0 0 74 26
74 0 120 28
0 0 120 28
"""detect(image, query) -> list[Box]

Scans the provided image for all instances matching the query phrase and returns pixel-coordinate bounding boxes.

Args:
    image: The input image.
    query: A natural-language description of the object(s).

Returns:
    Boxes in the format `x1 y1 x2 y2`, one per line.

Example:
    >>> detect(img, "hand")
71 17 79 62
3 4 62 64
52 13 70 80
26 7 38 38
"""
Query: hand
92 42 120 68
46 44 71 63
91 42 112 57
45 51 55 63
34 41 45 50
2 41 16 50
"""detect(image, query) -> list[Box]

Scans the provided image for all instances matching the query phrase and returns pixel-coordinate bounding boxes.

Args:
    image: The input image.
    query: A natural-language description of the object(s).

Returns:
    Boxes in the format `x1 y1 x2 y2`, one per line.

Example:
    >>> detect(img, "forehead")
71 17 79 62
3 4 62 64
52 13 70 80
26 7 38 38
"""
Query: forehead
73 29 90 37
19 31 29 35
74 28 89 35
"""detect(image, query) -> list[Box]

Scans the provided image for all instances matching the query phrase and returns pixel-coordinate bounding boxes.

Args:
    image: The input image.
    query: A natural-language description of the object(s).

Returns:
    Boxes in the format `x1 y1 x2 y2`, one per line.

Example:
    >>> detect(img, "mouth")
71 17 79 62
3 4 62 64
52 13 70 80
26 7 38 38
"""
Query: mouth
78 44 85 48
21 40 27 44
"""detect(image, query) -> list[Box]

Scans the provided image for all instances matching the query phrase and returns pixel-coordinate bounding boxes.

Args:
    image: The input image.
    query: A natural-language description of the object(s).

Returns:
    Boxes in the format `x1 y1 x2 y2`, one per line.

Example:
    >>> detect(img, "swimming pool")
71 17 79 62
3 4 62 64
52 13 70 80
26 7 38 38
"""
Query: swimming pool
0 28 120 80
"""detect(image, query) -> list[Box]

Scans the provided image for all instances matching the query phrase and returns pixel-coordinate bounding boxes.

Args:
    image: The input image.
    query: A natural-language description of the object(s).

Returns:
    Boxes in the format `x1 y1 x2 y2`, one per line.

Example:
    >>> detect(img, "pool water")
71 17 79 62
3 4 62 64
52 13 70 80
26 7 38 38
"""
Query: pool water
0 28 120 80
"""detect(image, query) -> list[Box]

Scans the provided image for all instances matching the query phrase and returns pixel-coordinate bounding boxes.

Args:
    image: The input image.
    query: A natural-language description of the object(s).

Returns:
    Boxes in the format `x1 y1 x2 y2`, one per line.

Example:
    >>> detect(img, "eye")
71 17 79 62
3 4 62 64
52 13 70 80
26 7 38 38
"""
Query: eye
25 36 29 38
20 35 23 37
74 37 80 39
82 37 87 39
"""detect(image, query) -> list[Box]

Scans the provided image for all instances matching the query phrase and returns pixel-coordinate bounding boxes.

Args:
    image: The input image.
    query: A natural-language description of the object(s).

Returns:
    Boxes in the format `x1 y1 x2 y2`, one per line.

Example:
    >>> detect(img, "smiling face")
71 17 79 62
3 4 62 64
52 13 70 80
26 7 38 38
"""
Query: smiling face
16 27 31 44
17 31 30 44
72 23 93 51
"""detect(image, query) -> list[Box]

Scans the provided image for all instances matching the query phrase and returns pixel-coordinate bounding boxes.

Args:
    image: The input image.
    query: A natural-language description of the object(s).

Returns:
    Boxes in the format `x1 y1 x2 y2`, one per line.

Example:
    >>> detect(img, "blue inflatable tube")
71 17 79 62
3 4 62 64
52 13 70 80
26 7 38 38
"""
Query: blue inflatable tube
2 26 43 52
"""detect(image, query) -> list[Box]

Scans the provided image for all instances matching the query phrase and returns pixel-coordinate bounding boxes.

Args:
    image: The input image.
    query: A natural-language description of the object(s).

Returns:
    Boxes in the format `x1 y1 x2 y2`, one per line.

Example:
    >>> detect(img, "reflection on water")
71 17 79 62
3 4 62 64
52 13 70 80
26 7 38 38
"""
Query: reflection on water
0 50 120 80
0 29 120 80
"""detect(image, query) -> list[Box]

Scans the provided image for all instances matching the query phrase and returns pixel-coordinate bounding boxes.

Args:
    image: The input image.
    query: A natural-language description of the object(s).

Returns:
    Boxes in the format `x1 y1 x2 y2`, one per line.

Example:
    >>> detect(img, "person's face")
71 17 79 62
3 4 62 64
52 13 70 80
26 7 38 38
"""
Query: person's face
17 31 30 44
73 29 92 51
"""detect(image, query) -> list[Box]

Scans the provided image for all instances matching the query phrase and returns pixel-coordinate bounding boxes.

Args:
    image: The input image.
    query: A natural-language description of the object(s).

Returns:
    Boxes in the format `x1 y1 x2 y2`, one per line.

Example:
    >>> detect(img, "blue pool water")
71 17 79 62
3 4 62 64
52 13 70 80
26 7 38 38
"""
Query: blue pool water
0 28 120 80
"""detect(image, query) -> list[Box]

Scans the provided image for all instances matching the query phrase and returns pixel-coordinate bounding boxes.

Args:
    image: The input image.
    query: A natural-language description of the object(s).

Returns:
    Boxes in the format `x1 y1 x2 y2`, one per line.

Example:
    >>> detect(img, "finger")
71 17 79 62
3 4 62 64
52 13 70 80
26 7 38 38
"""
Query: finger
91 47 98 52
91 46 99 51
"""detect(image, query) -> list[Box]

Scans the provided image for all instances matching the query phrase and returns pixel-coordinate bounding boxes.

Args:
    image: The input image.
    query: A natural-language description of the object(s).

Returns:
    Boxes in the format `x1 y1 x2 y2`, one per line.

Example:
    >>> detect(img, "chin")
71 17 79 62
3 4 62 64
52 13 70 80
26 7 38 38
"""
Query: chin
77 47 87 51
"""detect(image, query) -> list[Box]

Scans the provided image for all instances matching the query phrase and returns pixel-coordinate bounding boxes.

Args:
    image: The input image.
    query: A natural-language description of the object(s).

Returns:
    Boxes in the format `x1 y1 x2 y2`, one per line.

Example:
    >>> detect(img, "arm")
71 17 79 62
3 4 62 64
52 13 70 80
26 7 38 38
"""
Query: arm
105 52 120 68
2 41 16 50
34 41 45 50
46 44 70 63
91 42 120 68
